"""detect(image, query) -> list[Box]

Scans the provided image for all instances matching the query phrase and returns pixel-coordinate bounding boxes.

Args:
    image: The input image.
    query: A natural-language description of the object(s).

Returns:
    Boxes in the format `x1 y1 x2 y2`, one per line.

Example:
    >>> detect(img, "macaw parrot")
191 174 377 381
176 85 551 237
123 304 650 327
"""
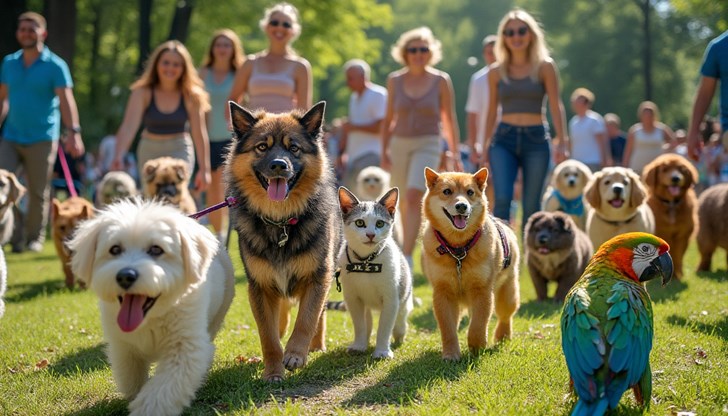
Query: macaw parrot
561 232 673 416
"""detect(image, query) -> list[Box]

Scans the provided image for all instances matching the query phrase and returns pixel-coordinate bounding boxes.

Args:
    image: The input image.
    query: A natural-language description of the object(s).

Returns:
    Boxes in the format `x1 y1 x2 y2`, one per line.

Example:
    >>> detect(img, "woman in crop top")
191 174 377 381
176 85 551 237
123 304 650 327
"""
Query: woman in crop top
199 29 245 241
227 3 312 114
624 101 676 174
112 40 211 191
381 26 462 267
483 9 569 232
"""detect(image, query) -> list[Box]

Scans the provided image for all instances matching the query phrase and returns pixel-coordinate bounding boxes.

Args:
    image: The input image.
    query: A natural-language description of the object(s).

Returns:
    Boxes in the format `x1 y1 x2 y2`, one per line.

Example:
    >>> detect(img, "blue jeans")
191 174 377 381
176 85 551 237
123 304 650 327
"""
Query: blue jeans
488 122 551 229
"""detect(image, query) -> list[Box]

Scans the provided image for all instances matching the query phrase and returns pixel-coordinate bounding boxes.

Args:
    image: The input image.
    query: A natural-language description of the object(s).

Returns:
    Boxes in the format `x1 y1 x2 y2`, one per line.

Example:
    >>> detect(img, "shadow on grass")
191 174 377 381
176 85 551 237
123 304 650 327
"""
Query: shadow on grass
696 269 727 283
412 273 428 288
50 344 108 377
343 349 483 407
645 277 687 303
411 306 437 332
5 279 68 303
517 299 563 319
65 399 127 416
665 314 728 342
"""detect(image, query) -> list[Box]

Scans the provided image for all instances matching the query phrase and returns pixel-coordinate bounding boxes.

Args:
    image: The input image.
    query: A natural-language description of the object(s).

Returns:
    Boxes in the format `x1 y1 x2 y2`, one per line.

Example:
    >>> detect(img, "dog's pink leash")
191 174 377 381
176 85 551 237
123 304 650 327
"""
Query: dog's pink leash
57 145 78 198
188 196 239 220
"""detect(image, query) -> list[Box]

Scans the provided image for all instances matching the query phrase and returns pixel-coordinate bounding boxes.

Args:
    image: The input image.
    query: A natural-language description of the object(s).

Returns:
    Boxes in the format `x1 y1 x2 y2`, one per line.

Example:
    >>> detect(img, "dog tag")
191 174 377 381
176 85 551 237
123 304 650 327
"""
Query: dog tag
278 227 289 247
346 262 383 273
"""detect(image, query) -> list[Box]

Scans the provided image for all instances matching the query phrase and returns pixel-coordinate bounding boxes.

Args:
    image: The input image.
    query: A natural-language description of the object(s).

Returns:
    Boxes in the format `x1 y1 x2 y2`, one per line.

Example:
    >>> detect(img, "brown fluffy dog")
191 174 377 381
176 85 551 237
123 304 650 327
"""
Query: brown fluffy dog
225 102 341 381
584 167 655 250
524 211 593 302
52 197 94 288
421 168 520 360
642 154 698 279
142 157 196 214
696 183 728 272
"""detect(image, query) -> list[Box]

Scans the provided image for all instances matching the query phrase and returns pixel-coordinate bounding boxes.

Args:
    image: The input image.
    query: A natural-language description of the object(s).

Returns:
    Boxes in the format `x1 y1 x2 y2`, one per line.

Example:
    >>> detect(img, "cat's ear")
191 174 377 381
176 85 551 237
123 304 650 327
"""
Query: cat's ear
338 186 360 215
379 187 399 218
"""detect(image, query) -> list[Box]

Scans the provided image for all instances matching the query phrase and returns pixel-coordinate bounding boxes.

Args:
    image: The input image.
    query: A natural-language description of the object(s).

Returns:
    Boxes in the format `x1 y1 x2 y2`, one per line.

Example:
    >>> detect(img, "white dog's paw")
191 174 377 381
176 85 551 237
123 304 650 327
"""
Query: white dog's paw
282 352 307 371
129 393 184 416
346 343 368 354
372 349 394 359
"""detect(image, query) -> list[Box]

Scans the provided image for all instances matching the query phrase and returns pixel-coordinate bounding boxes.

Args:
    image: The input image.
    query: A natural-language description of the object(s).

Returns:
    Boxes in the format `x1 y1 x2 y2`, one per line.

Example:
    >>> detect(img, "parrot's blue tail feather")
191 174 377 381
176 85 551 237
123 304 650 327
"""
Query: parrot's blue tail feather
571 397 609 416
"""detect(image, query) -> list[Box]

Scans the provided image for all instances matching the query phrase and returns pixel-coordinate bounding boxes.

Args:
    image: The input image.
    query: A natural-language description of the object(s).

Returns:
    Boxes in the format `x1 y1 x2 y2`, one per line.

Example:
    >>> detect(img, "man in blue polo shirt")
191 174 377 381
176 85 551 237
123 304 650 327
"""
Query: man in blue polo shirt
0 11 85 252
688 30 728 161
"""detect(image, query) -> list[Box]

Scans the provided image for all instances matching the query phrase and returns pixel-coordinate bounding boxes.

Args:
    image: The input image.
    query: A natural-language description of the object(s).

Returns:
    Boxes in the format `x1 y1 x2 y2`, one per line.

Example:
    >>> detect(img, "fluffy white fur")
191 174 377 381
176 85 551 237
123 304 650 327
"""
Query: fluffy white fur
541 159 592 230
68 199 235 416
356 166 403 247
0 169 26 318
0 248 6 318
584 167 655 250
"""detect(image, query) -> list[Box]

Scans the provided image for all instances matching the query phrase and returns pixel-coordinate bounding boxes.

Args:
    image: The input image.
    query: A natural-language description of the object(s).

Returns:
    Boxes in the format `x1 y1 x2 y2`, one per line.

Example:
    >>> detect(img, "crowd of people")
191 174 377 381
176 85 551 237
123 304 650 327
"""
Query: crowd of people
1 4 727 255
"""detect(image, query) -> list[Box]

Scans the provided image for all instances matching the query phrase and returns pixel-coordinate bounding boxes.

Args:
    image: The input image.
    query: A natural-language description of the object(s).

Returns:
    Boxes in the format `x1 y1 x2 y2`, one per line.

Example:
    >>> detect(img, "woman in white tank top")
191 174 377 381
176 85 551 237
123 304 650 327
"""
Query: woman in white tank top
624 101 676 175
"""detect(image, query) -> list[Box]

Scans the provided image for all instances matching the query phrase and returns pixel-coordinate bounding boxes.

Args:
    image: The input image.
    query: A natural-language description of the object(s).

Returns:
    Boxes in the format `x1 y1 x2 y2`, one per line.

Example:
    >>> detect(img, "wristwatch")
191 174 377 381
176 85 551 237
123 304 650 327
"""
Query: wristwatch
67 126 82 134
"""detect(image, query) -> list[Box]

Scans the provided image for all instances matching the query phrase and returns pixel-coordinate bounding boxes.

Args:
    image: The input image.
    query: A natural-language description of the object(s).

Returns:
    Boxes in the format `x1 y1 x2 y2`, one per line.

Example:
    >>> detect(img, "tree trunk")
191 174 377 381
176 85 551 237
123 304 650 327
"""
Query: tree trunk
89 1 103 107
639 0 653 101
137 0 153 75
167 0 194 42
43 0 77 67
0 0 27 59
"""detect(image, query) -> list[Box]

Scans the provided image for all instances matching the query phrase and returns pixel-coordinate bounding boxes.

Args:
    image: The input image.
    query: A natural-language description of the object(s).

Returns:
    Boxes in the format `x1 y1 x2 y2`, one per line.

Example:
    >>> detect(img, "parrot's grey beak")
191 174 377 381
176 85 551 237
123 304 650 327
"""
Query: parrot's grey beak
640 252 673 286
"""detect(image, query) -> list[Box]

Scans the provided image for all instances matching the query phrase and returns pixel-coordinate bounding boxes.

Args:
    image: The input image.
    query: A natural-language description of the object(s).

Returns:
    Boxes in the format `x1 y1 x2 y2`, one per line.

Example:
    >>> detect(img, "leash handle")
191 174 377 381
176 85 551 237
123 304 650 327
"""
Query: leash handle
188 196 238 220
57 144 78 198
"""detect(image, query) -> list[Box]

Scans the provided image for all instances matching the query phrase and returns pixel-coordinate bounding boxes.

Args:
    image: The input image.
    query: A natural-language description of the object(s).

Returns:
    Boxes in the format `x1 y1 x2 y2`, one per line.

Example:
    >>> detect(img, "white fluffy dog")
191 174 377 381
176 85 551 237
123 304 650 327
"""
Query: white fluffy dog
69 199 235 416
356 166 403 246
541 159 592 230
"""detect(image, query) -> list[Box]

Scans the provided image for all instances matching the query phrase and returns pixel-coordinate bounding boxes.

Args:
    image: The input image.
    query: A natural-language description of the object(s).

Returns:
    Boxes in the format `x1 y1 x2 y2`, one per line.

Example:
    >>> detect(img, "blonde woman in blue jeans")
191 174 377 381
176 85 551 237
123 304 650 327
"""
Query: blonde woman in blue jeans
482 9 569 232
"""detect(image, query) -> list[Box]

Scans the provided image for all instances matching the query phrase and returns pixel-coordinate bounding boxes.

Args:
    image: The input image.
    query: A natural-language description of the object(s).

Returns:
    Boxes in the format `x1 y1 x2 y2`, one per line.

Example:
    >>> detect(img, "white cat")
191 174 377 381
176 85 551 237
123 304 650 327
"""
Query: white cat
337 186 413 359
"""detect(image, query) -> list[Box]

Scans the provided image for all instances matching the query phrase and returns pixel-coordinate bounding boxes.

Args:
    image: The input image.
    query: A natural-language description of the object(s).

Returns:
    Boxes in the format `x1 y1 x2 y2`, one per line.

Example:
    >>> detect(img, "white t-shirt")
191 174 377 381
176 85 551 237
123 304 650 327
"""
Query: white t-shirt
465 66 490 146
569 110 606 165
347 83 387 161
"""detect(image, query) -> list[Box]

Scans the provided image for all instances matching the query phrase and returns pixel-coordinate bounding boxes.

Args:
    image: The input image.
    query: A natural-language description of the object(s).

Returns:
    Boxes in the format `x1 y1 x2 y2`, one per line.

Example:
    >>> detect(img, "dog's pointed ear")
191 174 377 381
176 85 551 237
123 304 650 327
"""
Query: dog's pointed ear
80 203 94 220
5 171 26 204
179 218 218 286
68 215 105 288
51 198 61 220
338 186 359 216
473 167 489 192
230 101 258 139
424 167 440 189
641 160 658 190
584 173 602 208
143 160 159 183
378 187 399 218
628 169 647 207
299 101 326 139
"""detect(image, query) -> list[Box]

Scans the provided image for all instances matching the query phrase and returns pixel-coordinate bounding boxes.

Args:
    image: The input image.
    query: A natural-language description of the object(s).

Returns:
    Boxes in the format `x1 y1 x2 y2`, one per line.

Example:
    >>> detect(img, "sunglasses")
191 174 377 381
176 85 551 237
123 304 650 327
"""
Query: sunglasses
503 26 529 38
268 19 292 29
406 46 430 54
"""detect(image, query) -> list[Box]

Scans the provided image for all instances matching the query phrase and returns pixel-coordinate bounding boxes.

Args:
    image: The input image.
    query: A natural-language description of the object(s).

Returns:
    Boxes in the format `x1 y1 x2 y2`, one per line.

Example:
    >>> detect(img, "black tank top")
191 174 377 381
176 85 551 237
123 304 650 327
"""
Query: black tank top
143 91 188 134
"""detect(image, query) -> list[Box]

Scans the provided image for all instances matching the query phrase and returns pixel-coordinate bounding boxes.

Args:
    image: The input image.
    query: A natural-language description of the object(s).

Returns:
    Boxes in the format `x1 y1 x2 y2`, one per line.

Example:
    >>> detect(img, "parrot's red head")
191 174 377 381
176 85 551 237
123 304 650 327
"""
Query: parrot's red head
592 232 673 286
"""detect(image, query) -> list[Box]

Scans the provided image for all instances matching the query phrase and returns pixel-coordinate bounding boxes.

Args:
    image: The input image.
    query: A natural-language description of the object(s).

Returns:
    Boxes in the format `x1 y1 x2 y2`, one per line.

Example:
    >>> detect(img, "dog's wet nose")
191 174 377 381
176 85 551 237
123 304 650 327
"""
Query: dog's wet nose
538 233 549 244
455 202 468 214
568 178 576 187
671 175 681 184
116 268 139 290
613 184 624 196
159 183 178 197
270 159 287 174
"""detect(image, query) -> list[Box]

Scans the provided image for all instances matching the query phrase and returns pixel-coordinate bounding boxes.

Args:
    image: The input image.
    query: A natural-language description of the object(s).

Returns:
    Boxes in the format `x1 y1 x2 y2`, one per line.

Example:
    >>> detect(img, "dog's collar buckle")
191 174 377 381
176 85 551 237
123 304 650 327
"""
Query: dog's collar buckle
434 229 482 280
260 215 299 247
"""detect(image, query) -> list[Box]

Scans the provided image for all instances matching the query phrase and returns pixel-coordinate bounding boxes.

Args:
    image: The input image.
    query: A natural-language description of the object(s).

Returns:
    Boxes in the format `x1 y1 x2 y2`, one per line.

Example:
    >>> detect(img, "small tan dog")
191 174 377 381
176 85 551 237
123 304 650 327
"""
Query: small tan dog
69 199 235 416
96 171 138 208
642 154 698 279
421 167 520 360
52 197 95 288
584 167 655 250
142 157 196 214
541 159 593 230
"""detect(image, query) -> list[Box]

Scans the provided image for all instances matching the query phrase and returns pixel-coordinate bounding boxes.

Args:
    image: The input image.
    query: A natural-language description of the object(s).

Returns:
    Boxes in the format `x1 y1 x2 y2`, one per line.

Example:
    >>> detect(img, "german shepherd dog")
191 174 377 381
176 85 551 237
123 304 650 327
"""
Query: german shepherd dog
225 101 341 382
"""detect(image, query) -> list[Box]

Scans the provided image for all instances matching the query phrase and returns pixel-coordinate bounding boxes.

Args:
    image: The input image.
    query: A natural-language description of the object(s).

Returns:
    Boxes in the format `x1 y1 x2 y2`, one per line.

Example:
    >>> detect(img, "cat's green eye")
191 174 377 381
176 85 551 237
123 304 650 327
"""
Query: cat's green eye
375 220 385 228
355 219 366 228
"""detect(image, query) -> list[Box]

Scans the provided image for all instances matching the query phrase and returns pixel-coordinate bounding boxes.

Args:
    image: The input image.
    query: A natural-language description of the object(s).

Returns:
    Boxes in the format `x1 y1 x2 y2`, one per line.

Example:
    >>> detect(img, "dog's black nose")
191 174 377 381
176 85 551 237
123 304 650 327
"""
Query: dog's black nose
116 268 139 290
568 178 576 187
613 184 624 196
671 175 680 184
538 233 549 244
455 202 468 214
159 183 178 197
270 159 287 174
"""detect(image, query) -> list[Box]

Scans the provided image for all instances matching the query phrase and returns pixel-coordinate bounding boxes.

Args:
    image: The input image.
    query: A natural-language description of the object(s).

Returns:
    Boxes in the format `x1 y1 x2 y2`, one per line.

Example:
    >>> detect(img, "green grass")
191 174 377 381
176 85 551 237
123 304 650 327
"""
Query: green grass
1 234 726 415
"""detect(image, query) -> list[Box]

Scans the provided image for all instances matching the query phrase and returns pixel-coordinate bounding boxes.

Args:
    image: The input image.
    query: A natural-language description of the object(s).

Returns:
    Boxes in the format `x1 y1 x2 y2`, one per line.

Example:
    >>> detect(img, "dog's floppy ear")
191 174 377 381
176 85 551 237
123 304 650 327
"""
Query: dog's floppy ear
179 218 218 286
641 160 659 190
627 169 647 207
584 172 602 208
683 160 699 186
5 172 27 204
172 159 189 182
378 187 399 218
68 215 106 287
230 101 259 139
578 162 594 183
473 168 489 192
338 186 360 216
298 101 326 139
554 212 572 232
424 167 440 189
143 160 159 183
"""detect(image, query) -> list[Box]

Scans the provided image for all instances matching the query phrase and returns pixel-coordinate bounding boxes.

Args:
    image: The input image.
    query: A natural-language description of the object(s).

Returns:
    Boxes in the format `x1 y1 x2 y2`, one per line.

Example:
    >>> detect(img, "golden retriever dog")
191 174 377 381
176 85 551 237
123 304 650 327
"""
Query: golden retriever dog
68 199 235 416
584 167 655 250
52 197 95 288
642 154 698 279
142 157 196 214
356 166 404 247
696 183 728 272
96 171 138 208
541 159 593 230
421 168 520 360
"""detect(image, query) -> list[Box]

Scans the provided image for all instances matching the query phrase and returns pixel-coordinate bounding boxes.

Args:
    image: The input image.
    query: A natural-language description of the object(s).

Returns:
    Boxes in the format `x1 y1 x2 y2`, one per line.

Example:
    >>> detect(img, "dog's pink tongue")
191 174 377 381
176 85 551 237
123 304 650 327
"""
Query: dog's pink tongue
610 199 624 208
117 294 147 333
669 186 681 196
267 178 288 201
453 215 467 229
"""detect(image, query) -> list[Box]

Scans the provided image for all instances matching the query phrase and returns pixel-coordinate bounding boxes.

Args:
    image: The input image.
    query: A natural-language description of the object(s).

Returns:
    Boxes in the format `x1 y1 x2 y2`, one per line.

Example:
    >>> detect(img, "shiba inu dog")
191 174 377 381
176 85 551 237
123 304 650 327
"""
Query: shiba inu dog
421 168 520 361
142 157 196 214
52 197 95 288
225 101 341 382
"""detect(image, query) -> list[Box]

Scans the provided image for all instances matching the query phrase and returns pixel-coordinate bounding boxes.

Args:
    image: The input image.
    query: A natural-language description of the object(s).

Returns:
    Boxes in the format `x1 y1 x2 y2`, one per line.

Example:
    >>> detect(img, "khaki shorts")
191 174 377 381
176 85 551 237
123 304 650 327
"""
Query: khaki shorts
389 134 441 192
137 134 195 177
